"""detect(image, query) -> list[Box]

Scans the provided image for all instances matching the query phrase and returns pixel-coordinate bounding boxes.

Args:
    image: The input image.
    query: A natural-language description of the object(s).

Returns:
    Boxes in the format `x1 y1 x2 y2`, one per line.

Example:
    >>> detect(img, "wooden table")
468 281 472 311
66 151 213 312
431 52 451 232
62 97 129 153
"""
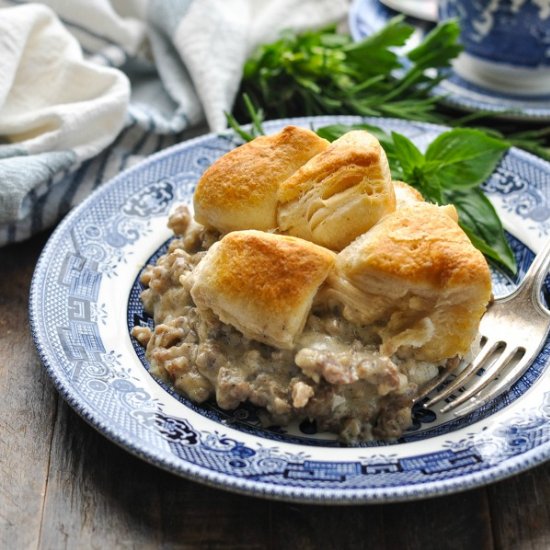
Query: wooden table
1 232 549 550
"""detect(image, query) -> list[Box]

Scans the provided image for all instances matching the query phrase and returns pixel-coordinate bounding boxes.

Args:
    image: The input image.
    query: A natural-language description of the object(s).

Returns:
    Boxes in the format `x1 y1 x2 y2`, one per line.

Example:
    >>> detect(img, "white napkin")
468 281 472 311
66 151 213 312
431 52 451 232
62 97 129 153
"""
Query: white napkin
0 0 348 245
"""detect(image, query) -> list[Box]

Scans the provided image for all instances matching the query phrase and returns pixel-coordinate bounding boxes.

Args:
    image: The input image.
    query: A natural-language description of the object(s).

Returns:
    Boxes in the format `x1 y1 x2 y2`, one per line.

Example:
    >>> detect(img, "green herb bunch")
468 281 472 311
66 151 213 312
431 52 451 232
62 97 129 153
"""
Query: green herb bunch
236 18 550 160
239 17 461 123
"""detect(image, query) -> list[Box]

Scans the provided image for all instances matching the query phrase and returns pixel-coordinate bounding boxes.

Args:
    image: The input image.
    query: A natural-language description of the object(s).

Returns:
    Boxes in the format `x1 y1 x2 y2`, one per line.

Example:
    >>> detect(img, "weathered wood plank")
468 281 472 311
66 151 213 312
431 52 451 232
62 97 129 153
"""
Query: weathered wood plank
270 501 386 549
382 489 494 550
269 487 493 550
488 461 550 550
38 403 271 549
0 234 58 550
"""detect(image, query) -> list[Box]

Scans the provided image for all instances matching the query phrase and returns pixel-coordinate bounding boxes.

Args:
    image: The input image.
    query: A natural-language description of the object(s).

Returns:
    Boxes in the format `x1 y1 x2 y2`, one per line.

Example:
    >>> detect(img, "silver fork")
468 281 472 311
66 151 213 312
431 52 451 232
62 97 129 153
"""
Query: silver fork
416 238 550 418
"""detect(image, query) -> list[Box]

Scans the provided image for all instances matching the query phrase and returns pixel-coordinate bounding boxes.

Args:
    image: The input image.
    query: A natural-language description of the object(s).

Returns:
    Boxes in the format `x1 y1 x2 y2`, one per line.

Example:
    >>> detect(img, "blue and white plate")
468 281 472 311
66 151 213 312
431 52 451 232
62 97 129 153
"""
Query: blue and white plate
30 116 550 504
349 0 550 121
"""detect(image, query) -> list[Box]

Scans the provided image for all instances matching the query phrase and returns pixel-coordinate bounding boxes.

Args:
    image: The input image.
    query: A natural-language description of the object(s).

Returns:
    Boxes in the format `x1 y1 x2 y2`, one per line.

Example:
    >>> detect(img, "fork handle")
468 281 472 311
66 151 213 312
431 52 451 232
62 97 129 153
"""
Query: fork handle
516 238 550 307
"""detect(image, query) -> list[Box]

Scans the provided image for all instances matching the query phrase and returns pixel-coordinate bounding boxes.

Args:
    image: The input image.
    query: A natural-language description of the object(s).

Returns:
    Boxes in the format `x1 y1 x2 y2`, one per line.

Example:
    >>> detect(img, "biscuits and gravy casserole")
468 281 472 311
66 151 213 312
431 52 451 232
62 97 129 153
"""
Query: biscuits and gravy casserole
132 126 492 442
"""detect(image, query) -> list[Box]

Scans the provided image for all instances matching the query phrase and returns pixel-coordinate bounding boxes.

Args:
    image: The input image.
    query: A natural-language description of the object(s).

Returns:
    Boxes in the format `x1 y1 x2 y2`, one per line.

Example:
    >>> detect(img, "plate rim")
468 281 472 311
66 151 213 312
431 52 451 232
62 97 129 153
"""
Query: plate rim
29 115 550 504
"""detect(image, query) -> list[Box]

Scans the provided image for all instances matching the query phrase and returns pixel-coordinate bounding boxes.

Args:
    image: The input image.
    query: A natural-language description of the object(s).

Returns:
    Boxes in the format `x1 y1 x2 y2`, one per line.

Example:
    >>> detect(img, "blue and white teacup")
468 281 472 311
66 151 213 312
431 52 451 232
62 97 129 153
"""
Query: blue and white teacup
438 0 550 95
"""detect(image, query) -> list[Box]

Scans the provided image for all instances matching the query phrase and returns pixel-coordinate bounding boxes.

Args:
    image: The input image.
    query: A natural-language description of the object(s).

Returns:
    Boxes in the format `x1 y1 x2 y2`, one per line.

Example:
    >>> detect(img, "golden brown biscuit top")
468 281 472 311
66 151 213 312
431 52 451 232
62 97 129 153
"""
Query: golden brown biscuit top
190 128 491 356
193 125 329 231
278 130 387 204
339 202 491 291
202 230 336 314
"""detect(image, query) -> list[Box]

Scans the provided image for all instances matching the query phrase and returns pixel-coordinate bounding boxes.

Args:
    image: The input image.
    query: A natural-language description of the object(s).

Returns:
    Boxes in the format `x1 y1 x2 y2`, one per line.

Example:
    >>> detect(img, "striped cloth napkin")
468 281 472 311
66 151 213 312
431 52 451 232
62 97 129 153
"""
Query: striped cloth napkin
0 0 348 246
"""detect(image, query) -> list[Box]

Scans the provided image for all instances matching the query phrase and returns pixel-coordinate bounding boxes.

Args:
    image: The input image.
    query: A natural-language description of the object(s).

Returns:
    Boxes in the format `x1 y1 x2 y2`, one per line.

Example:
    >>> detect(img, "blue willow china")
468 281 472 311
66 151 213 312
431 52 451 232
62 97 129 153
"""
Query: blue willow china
30 116 550 503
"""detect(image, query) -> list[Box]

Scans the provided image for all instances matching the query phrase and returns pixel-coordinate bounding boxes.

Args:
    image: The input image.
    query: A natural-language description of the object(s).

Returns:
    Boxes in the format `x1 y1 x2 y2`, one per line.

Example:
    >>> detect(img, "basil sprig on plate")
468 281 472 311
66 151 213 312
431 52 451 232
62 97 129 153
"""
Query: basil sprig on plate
317 124 516 273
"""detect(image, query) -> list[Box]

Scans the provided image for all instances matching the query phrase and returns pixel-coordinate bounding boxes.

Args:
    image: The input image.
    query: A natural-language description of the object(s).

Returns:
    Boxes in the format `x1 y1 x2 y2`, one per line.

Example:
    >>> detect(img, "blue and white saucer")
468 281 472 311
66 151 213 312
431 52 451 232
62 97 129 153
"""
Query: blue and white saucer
349 0 550 121
30 116 550 503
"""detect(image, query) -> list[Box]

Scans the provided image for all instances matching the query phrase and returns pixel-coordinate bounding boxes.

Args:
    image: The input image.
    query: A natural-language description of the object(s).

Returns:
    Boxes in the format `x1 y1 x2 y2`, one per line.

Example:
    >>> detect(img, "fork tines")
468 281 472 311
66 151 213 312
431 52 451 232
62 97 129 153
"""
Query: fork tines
416 238 550 418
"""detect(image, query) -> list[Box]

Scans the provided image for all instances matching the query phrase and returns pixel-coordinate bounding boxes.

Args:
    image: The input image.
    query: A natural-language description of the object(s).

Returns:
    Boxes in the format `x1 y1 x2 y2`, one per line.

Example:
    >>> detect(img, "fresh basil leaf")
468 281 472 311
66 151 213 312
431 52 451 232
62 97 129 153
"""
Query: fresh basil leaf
460 225 512 271
425 129 509 189
415 171 444 204
391 132 424 178
446 187 517 273
389 132 444 201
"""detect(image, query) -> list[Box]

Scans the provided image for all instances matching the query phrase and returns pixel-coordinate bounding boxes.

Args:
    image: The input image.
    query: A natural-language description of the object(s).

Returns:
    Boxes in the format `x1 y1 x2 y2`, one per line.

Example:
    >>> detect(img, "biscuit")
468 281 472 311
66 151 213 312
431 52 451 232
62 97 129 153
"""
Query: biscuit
393 180 424 206
190 230 336 349
193 126 329 233
325 201 492 361
277 130 395 250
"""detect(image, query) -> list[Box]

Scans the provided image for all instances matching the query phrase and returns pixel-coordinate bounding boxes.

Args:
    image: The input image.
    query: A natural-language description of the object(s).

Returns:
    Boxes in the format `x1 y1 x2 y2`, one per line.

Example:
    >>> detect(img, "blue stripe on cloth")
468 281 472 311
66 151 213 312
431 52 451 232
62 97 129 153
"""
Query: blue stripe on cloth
89 115 140 192
154 133 166 154
33 167 71 232
0 226 8 244
53 113 138 218
56 159 95 219
117 112 156 173
92 119 141 189
30 186 47 235
0 168 65 243
34 166 62 199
